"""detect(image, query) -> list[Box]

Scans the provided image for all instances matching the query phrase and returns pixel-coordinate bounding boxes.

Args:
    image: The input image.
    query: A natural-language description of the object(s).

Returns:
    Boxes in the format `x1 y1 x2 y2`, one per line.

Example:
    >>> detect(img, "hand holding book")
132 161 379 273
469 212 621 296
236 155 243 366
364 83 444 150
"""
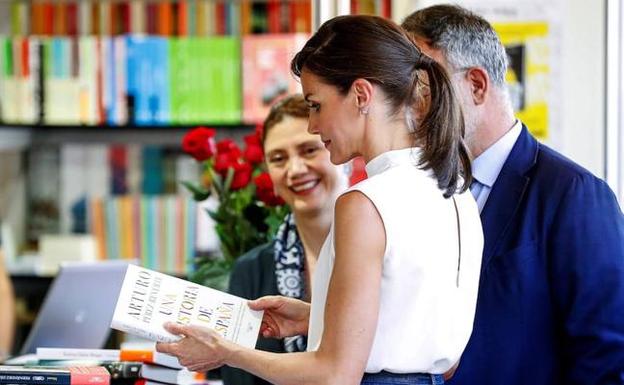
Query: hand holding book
155 322 237 373
247 296 310 339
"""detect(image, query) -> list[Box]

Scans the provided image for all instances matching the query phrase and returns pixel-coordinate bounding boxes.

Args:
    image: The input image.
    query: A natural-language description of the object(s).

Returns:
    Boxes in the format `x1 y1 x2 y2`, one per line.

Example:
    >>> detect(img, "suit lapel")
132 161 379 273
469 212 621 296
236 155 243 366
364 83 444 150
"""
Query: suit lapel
479 126 538 268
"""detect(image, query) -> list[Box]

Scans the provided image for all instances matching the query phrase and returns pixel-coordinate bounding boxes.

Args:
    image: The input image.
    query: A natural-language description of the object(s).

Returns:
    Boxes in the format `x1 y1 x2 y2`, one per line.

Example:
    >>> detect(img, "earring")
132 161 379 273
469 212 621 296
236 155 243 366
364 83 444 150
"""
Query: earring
359 107 369 115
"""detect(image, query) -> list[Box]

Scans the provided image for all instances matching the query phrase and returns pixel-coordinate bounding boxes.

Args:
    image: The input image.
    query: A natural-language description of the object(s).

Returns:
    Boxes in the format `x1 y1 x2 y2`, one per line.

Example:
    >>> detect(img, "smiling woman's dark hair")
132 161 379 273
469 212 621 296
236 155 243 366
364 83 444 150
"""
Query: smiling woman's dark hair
291 15 471 198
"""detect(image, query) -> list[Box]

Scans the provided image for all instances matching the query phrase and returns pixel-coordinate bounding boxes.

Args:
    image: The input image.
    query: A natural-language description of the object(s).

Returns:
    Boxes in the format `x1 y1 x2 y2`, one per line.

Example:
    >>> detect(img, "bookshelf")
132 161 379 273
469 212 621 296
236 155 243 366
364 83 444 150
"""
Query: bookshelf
0 0 320 279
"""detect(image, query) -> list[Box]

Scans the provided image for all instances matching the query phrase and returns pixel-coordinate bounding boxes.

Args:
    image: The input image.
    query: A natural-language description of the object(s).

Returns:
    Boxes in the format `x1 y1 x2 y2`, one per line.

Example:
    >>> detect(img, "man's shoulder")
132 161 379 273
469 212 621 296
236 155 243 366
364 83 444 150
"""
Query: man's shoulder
532 141 606 190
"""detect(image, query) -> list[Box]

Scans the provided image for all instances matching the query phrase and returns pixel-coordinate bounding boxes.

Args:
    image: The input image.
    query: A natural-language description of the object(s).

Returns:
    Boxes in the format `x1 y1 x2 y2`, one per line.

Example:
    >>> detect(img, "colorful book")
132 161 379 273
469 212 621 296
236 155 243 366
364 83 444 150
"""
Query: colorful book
111 264 263 348
0 365 109 385
241 33 308 123
169 37 241 124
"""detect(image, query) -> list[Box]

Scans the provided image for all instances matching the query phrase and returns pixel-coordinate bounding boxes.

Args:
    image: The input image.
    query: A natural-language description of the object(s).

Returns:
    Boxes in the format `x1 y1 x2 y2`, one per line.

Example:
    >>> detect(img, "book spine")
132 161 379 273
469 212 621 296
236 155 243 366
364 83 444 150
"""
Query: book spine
0 372 70 385
37 348 120 361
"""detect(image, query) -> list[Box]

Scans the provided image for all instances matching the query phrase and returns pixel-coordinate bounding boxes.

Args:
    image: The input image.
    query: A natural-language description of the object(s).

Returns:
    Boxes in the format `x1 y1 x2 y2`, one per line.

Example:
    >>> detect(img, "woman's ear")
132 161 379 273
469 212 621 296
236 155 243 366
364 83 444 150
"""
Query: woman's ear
351 78 374 115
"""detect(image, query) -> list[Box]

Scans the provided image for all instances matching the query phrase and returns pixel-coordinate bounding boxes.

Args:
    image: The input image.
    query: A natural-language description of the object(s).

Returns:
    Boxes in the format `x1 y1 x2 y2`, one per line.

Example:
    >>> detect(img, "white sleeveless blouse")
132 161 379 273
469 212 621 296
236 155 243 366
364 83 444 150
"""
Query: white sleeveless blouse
307 148 483 374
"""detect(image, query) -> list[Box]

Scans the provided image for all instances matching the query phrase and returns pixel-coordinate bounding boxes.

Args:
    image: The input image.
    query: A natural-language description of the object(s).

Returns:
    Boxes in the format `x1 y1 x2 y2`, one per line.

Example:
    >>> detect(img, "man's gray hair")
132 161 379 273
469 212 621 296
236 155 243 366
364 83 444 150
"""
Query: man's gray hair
402 4 508 88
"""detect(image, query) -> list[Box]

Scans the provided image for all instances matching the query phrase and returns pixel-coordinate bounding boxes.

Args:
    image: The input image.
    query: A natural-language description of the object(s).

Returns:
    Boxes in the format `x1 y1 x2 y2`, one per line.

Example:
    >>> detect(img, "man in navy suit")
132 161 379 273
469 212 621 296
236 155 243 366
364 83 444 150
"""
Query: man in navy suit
403 5 624 385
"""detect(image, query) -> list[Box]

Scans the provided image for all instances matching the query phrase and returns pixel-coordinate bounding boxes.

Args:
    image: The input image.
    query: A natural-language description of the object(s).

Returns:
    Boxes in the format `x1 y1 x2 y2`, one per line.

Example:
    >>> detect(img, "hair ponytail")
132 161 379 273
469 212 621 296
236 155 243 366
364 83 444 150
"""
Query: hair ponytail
414 55 472 198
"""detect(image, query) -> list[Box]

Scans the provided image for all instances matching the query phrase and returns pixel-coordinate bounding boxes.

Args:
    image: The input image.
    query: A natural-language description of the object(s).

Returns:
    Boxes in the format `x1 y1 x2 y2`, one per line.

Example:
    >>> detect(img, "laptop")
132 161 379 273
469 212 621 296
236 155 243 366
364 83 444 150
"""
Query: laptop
19 260 131 355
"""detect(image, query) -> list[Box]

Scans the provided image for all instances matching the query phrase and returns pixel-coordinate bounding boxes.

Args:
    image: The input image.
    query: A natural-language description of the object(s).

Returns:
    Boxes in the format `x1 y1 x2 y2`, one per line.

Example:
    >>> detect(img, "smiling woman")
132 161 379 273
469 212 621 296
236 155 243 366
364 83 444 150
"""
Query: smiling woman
221 94 348 385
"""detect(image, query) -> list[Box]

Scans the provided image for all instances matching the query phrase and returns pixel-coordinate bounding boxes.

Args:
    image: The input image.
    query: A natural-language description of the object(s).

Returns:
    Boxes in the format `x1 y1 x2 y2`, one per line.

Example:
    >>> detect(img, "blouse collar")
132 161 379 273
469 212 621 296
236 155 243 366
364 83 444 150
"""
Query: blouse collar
364 147 422 177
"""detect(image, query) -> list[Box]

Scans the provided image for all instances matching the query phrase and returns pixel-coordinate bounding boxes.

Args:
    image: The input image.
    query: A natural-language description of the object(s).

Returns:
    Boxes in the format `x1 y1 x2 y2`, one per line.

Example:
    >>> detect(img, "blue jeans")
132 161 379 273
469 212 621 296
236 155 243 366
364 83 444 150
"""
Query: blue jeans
361 371 445 385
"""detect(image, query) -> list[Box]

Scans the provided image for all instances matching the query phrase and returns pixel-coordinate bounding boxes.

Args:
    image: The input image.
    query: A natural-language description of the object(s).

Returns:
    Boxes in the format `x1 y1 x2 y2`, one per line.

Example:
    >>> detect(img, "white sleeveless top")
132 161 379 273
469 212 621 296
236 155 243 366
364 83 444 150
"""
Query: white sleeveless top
307 148 483 374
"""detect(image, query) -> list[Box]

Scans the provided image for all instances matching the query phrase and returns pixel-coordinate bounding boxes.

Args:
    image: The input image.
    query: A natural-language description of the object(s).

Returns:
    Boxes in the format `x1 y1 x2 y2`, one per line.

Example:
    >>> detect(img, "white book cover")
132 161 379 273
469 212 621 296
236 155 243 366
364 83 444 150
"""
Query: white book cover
37 348 120 361
140 364 201 385
111 265 263 349
36 347 182 369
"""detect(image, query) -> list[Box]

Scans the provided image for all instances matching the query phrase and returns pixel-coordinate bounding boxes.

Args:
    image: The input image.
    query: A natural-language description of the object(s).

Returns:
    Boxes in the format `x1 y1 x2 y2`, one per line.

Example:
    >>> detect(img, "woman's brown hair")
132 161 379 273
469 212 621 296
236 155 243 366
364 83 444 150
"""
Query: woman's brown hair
291 15 471 198
262 94 309 148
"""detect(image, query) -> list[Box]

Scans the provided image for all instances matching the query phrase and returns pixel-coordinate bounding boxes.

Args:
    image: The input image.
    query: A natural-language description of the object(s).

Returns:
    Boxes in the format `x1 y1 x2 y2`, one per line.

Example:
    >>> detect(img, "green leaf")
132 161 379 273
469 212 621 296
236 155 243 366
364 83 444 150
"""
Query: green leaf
180 180 211 201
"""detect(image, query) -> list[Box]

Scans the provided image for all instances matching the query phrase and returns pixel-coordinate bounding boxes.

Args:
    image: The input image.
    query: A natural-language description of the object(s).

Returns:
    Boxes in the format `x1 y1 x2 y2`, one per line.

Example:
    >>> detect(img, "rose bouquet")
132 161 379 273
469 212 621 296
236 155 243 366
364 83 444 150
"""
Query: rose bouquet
181 126 288 290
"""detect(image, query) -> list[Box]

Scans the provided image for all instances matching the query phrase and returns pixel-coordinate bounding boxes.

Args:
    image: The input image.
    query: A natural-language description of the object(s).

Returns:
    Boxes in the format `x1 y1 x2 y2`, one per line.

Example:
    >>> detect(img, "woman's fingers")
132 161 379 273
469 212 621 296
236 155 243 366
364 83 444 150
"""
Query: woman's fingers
155 341 177 354
248 295 282 311
163 322 188 336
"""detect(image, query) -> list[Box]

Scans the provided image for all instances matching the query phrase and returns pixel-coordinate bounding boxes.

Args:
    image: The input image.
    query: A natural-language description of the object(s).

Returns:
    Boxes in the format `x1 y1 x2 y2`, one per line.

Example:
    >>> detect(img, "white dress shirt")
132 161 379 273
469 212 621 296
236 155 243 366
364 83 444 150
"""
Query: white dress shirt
470 120 523 212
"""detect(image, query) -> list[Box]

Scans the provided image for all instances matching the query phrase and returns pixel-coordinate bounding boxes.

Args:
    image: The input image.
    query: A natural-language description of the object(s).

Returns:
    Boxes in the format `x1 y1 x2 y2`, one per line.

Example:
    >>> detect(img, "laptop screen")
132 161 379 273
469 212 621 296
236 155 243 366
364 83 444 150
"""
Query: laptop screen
20 261 130 355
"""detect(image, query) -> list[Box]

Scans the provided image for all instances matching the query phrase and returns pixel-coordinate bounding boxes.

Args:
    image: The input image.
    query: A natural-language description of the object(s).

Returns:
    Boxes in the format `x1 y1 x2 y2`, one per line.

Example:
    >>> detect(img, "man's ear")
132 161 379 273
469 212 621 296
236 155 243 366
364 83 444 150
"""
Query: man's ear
465 67 489 105
351 78 374 113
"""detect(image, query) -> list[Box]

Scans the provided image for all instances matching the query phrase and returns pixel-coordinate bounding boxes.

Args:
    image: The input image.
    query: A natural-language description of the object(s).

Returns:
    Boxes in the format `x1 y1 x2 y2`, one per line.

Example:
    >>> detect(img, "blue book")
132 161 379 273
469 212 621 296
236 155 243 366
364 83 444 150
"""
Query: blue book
141 146 164 194
125 36 170 125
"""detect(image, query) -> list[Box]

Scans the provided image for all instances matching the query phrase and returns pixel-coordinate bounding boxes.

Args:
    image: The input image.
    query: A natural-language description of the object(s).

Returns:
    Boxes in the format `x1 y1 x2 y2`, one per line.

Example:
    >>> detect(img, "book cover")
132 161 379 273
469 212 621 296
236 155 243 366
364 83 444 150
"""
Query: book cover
0 365 109 385
169 37 240 124
140 364 203 385
242 33 308 123
36 347 181 370
111 265 263 348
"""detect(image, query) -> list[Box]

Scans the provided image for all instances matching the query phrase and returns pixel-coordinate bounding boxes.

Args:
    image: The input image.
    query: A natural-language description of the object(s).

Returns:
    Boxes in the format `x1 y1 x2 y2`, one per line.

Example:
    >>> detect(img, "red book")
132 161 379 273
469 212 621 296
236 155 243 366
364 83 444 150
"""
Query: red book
119 2 131 34
66 2 78 35
146 2 157 34
157 1 172 36
20 38 29 77
215 1 226 36
267 0 280 34
69 366 110 385
43 1 54 35
0 366 110 385
381 0 392 18
177 0 188 36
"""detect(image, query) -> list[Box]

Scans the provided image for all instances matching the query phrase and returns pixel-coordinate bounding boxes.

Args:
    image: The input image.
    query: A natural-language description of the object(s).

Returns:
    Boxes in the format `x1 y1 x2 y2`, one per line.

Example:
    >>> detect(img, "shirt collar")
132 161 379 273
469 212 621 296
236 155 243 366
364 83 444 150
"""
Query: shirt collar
365 147 422 177
472 119 523 188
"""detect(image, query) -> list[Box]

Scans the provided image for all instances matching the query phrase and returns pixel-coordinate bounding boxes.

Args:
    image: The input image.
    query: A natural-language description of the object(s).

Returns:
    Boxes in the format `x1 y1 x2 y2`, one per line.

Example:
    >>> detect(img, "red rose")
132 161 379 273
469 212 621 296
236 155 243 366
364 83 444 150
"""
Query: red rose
254 172 285 206
243 133 264 164
244 144 264 165
182 127 217 161
214 152 237 176
230 162 252 190
244 133 261 147
216 139 241 157
214 139 243 176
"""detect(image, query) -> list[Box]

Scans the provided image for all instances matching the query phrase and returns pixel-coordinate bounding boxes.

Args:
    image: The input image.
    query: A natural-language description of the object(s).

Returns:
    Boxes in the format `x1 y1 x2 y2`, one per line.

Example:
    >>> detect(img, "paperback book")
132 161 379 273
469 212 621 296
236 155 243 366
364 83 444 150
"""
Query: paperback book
111 265 263 349
0 365 109 385
36 347 181 369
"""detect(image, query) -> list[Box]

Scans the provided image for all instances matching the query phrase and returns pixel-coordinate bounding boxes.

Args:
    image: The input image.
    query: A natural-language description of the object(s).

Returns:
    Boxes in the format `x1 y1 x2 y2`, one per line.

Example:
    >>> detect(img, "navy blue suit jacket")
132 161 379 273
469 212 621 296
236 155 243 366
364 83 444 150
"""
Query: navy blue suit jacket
449 127 624 385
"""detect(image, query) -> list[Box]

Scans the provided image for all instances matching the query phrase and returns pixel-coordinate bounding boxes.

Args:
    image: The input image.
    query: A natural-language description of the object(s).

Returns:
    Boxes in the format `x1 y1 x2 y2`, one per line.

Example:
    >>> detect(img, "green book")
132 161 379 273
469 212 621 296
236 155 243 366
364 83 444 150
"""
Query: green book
169 36 241 124
2 38 13 77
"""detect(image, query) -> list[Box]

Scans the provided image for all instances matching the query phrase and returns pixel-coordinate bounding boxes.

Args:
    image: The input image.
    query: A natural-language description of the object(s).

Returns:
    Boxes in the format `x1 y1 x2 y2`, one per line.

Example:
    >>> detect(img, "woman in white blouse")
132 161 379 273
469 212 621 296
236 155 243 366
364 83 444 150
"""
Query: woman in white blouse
157 15 483 385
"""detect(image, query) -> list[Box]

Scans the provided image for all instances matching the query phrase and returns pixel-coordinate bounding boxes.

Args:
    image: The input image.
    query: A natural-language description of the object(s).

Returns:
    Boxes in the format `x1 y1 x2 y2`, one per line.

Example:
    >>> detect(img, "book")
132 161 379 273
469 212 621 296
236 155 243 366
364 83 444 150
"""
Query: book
140 364 204 385
111 265 263 348
36 347 182 370
0 365 109 385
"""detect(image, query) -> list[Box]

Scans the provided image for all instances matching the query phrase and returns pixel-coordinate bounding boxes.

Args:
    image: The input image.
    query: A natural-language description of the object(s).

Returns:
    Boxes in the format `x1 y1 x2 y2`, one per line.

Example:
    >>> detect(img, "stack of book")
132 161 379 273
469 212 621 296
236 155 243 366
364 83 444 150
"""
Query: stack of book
34 347 212 385
0 365 111 385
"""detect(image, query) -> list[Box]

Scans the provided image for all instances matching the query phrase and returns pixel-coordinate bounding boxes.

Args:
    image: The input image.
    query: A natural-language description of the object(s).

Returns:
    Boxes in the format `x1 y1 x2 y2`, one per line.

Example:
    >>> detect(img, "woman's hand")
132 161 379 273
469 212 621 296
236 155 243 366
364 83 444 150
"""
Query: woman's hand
248 296 310 339
155 322 236 372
